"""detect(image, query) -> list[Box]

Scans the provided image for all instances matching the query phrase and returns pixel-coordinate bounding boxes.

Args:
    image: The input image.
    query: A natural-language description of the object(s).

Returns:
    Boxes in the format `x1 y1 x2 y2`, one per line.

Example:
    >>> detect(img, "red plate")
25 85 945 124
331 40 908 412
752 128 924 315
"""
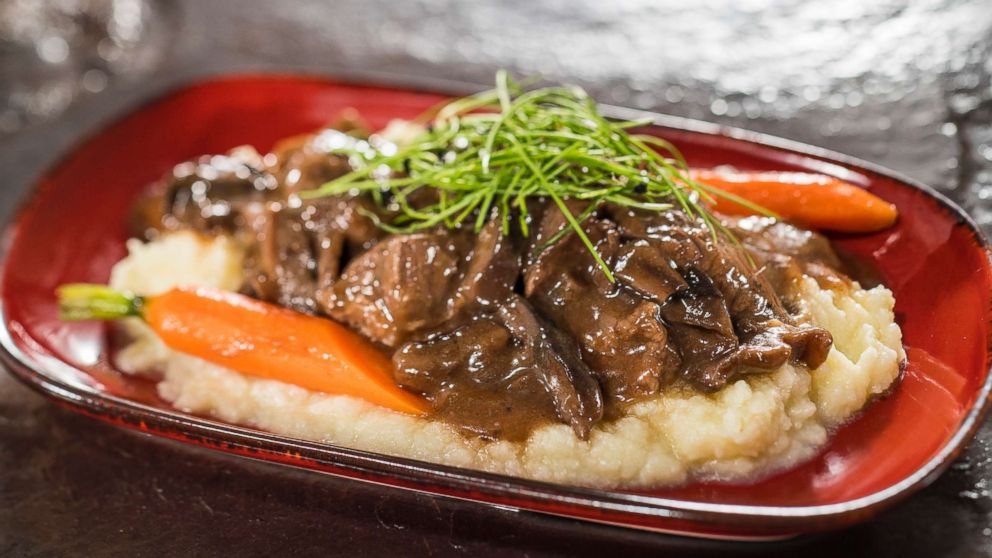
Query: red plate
2 75 990 540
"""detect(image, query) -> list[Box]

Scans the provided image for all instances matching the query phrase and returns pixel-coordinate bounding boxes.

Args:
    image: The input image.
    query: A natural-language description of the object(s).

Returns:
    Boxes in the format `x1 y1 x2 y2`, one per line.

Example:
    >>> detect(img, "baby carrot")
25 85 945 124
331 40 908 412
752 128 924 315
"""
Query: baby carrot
689 169 898 233
57 284 429 416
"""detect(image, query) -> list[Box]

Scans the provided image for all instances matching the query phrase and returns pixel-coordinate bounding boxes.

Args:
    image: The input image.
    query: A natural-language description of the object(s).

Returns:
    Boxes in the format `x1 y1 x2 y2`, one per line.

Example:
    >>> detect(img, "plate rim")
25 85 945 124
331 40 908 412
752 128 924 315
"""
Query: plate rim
2 71 991 536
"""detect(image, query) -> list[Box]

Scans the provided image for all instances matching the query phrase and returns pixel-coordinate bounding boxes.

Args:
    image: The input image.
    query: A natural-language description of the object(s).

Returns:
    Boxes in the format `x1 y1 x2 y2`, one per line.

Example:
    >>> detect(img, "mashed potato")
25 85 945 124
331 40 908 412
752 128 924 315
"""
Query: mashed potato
110 232 905 487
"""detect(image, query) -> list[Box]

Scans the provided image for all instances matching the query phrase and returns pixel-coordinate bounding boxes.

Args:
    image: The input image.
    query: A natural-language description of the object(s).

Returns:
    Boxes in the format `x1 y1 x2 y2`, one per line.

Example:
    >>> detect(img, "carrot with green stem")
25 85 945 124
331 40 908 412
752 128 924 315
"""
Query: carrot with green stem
689 169 898 233
57 284 429 415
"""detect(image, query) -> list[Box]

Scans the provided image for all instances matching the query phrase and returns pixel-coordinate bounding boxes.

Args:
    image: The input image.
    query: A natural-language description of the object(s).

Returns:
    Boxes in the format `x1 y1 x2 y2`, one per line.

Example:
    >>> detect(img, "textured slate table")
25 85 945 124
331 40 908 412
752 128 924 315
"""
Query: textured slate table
2 1 991 556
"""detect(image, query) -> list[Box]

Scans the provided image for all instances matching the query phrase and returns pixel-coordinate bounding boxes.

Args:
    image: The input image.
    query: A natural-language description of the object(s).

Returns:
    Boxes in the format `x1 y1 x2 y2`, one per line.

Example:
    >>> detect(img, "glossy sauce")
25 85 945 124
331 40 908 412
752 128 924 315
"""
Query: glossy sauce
129 129 863 443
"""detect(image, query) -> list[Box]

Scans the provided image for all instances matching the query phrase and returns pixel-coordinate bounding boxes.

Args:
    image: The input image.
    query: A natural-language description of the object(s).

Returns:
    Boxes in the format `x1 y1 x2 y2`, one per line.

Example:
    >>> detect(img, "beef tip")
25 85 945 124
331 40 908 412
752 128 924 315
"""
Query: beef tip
585 297 682 401
220 128 383 313
243 204 311 312
130 152 279 239
268 128 358 196
612 240 688 303
606 205 779 321
724 215 850 292
524 209 682 404
655 265 750 389
393 295 604 440
775 322 833 369
393 313 563 442
499 296 605 438
325 228 474 347
658 267 735 337
450 218 522 312
606 205 834 391
303 194 388 258
522 198 600 295
326 219 522 347
241 194 388 314
670 320 832 390
243 205 328 314
392 318 512 396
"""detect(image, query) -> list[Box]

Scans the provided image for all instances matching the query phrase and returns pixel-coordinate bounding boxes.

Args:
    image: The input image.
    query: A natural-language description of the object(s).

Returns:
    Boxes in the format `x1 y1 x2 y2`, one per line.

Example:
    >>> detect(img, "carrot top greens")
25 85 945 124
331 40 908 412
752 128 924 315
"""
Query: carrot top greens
302 70 762 281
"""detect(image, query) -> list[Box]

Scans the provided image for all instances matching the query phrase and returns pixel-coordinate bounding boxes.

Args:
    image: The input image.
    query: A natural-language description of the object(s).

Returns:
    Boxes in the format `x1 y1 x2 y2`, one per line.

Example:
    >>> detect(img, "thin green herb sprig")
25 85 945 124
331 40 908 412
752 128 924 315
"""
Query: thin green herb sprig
302 71 762 281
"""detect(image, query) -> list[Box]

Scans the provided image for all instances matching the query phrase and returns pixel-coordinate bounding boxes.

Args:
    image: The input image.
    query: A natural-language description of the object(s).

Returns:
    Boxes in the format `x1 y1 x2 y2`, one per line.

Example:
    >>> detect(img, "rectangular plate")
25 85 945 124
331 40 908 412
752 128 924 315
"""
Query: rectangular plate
2 74 991 539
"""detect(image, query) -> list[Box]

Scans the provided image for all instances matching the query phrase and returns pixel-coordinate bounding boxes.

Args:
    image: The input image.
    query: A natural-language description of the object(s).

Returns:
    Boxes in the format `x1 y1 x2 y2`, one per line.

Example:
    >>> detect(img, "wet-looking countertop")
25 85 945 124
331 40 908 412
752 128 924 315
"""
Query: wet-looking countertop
1 1 991 556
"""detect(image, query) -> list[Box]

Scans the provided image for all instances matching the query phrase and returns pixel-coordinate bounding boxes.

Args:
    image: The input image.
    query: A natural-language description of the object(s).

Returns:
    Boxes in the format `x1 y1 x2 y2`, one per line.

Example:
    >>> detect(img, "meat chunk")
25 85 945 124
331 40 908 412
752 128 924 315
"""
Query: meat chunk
524 208 682 404
268 128 358 195
613 239 688 303
522 203 832 397
324 228 472 346
324 219 521 347
243 204 323 314
606 205 834 391
724 215 849 292
242 195 388 314
450 218 522 311
393 296 604 440
130 152 279 239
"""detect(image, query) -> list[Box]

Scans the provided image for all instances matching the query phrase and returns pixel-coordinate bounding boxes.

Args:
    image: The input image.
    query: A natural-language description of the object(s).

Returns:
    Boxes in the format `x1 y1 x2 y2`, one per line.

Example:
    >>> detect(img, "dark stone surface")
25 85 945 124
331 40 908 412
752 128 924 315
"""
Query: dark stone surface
2 1 991 556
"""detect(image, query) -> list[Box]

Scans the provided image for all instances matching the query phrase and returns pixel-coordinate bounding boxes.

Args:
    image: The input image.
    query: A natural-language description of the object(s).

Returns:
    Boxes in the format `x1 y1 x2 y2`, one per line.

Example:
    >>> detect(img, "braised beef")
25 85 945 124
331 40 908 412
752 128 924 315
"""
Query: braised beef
323 228 475 346
606 205 833 391
135 135 852 443
130 153 279 239
521 203 832 398
269 129 358 195
324 219 522 347
524 205 682 405
724 216 848 292
393 295 604 440
242 195 386 314
241 129 384 312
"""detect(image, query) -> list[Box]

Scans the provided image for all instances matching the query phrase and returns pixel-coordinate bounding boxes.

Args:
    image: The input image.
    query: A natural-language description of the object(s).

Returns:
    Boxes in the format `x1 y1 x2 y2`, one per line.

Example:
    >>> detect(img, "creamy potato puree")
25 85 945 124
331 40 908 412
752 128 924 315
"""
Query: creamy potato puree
110 232 905 487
